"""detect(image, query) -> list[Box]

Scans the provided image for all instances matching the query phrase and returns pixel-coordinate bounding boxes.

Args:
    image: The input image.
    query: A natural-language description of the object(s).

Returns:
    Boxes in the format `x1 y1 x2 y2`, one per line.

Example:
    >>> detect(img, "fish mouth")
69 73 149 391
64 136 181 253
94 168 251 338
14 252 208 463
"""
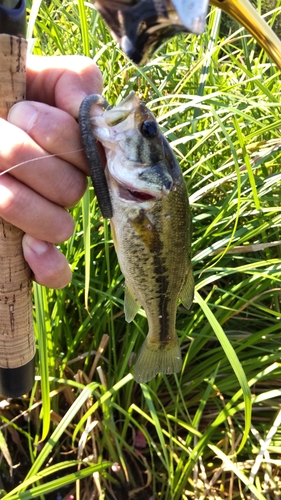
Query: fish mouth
112 166 174 203
113 164 174 203
117 182 157 203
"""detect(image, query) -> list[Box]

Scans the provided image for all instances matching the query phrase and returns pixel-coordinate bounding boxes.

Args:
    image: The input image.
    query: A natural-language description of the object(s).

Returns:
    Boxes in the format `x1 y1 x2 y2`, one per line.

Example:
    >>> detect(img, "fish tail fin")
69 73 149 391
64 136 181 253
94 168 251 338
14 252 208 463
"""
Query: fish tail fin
134 336 182 384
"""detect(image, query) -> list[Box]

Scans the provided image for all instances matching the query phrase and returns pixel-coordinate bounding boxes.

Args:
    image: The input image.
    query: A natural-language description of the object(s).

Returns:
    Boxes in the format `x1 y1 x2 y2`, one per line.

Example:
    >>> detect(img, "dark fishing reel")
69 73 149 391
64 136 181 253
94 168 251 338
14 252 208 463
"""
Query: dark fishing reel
85 0 281 218
0 0 26 37
91 1 281 70
92 0 209 65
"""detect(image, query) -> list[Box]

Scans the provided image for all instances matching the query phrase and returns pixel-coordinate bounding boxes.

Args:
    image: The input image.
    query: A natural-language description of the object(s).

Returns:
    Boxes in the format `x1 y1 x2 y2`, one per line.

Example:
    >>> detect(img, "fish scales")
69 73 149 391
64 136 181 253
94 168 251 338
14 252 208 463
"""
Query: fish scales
112 183 191 340
87 91 194 383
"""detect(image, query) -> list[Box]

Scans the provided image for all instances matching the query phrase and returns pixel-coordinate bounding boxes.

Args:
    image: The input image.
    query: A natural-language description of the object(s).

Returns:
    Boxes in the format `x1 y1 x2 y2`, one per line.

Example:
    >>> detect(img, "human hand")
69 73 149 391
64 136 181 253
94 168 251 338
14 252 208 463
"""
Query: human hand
0 55 103 289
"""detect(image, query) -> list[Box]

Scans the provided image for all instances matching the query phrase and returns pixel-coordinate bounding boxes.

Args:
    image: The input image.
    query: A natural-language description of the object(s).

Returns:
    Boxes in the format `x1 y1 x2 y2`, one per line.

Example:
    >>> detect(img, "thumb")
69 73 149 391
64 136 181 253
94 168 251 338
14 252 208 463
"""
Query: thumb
26 55 103 118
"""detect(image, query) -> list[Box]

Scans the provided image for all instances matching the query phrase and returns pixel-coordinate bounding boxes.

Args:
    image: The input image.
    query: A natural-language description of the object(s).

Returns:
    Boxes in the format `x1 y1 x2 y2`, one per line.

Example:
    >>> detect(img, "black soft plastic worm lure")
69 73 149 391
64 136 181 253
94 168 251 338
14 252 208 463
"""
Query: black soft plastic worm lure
79 94 113 219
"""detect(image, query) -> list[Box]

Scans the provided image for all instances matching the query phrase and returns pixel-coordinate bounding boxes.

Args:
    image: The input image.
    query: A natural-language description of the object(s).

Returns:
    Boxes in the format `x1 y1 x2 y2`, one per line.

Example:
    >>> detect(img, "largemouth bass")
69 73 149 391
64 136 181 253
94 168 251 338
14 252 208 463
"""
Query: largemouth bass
80 91 194 383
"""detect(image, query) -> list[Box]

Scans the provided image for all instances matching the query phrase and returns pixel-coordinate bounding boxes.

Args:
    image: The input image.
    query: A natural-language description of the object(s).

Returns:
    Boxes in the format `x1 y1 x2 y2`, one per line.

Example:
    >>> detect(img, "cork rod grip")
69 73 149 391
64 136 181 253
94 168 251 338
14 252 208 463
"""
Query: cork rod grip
0 34 35 397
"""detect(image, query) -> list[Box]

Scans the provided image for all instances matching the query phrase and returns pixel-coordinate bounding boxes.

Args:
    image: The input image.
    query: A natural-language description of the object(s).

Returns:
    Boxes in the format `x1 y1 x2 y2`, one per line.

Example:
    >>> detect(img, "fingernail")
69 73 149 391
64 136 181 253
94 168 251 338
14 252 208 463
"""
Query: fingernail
23 235 50 255
8 102 39 132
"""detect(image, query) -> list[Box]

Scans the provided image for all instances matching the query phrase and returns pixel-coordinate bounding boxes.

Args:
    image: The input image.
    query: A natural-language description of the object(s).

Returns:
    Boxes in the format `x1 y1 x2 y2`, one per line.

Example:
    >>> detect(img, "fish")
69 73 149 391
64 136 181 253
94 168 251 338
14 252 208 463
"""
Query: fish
86 91 194 383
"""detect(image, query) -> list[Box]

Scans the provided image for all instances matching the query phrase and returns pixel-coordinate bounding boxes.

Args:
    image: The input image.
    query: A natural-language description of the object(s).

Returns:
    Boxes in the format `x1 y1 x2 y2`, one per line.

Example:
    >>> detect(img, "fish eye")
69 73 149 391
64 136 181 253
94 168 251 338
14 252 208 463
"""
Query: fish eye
140 120 158 139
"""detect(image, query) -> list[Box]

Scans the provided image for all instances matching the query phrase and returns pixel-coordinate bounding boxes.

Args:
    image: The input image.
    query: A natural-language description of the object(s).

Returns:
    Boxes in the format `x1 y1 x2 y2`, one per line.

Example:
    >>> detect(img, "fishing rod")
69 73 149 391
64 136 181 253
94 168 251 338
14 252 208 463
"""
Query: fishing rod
0 0 279 397
0 0 35 397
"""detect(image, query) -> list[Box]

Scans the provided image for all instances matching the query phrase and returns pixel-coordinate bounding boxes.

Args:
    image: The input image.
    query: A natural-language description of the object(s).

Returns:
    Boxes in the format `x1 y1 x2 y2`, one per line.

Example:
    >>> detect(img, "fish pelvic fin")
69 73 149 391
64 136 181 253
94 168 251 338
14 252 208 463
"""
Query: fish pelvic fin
180 268 194 310
134 336 182 384
124 284 140 322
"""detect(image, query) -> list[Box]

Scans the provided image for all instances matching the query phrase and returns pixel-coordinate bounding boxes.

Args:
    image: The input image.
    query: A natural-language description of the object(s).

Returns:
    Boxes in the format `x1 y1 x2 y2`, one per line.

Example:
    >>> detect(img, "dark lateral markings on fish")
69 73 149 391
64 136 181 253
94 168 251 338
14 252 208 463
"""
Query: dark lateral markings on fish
79 90 194 384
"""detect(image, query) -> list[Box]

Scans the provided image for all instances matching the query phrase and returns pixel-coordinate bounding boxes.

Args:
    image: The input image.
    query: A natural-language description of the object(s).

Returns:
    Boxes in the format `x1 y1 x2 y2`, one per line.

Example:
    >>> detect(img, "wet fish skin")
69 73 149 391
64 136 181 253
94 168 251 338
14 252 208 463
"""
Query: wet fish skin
112 174 193 383
90 92 194 383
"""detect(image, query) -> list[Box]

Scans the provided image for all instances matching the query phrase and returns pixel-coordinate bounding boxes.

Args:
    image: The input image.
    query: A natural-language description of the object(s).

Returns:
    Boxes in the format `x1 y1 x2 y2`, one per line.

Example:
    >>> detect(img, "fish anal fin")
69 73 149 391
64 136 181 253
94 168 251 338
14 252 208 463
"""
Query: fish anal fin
124 284 140 322
180 269 194 310
134 336 182 383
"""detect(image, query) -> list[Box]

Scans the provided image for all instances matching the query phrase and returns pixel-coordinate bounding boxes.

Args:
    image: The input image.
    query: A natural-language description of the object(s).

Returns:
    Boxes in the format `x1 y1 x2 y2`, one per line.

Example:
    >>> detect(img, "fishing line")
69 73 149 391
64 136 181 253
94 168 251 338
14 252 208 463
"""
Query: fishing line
0 148 84 176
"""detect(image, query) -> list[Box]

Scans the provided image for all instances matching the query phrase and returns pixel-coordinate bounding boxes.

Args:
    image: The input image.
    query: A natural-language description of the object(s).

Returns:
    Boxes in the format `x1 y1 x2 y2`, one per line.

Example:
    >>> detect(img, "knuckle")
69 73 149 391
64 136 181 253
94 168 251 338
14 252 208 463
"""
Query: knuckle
60 172 87 208
0 177 26 222
0 135 28 175
43 112 75 151
53 212 75 243
35 252 72 289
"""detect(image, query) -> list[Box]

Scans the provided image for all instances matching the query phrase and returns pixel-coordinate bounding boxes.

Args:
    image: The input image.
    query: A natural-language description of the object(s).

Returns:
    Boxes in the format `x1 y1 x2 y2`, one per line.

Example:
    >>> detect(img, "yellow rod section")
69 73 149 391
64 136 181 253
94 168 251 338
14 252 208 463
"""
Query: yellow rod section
211 0 281 70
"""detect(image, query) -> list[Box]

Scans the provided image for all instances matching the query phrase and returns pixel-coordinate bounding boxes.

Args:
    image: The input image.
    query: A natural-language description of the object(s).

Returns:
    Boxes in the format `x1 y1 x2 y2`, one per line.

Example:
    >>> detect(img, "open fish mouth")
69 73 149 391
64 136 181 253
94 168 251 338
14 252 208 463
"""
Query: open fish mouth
111 166 174 204
117 182 157 203
112 160 175 203
88 90 178 209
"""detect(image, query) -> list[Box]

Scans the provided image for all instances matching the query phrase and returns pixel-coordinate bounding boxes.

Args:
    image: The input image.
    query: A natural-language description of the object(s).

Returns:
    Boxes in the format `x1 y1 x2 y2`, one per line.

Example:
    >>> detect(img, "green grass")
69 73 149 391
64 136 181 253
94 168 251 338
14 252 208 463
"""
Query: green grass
1 1 281 499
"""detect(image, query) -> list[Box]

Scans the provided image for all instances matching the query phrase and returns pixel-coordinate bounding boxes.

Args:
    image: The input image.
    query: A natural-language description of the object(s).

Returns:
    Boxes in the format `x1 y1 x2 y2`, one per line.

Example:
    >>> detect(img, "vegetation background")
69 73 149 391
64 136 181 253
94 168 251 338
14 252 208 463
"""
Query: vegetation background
0 0 281 499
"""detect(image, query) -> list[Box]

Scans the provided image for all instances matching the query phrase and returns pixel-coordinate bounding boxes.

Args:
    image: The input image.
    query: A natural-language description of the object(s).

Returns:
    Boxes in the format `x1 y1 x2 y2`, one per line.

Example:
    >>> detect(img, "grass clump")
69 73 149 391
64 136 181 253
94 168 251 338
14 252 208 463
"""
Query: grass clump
0 1 281 499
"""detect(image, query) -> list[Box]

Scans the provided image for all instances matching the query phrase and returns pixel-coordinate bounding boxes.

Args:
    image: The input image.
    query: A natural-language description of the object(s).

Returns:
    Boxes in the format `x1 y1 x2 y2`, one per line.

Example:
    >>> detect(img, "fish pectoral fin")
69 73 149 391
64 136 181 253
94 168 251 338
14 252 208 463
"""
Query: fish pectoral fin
180 269 194 310
129 209 161 252
134 337 182 384
124 284 140 322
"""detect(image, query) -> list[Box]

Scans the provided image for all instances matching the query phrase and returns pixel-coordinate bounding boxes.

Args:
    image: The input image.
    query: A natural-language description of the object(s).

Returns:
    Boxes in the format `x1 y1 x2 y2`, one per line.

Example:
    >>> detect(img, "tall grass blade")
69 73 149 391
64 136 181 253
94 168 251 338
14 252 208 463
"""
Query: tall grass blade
195 290 252 452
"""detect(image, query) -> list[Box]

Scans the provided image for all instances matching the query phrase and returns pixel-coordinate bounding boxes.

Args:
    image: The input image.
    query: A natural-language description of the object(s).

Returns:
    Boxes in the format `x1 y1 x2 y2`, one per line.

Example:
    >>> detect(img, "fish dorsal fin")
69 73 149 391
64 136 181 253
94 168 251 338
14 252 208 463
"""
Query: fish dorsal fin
124 284 140 322
180 269 194 310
